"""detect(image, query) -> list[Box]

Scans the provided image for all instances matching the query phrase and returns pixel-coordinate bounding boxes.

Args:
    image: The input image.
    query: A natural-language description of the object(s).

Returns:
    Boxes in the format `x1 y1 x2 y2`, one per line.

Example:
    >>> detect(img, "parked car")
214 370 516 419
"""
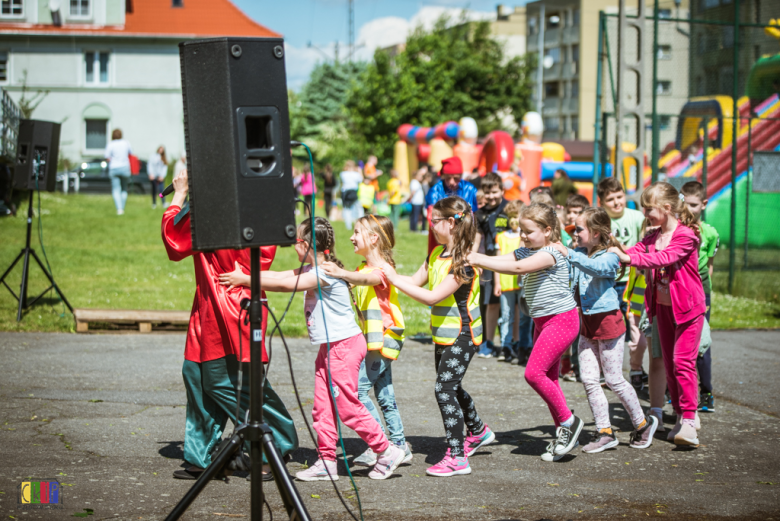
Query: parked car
58 158 151 194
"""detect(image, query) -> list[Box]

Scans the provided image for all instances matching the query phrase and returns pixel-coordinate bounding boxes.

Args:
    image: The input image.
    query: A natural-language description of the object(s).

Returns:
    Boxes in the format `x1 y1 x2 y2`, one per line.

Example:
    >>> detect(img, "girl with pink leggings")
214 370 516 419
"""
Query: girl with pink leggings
254 217 406 481
612 182 706 447
469 203 583 462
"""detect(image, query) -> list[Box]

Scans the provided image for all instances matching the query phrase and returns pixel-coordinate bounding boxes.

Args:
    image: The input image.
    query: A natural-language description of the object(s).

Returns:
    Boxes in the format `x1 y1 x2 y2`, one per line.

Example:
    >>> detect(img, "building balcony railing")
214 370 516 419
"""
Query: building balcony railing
544 28 560 45
561 62 578 79
562 26 580 44
562 97 579 113
543 62 561 80
543 97 561 114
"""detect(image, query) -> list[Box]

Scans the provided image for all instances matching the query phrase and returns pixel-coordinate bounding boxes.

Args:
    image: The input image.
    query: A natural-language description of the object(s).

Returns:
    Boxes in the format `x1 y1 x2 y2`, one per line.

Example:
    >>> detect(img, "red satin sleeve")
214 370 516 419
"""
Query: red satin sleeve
161 204 193 261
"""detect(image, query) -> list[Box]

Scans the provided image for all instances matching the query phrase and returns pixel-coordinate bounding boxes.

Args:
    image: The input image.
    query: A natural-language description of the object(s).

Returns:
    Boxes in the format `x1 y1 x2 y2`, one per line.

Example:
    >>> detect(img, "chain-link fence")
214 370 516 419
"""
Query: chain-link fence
595 1 780 302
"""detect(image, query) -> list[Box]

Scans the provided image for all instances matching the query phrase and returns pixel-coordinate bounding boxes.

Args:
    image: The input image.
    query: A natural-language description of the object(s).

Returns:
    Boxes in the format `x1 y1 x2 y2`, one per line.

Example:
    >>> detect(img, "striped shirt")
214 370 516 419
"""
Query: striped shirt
514 246 576 318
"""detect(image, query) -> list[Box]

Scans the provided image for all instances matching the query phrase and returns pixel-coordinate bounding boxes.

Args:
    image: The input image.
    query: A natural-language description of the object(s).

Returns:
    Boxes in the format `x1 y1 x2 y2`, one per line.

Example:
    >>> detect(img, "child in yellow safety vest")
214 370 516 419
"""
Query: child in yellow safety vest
321 214 412 468
382 196 495 477
494 200 533 363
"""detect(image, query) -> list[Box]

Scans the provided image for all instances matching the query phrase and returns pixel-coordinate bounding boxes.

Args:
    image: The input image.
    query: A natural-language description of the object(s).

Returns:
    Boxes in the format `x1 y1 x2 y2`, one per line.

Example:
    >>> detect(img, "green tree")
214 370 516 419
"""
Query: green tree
347 15 535 161
290 60 366 170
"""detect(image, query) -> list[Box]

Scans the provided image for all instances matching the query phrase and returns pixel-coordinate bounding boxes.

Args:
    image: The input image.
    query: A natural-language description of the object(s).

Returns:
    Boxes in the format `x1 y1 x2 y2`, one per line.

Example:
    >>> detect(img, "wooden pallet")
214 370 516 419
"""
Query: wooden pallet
73 308 190 333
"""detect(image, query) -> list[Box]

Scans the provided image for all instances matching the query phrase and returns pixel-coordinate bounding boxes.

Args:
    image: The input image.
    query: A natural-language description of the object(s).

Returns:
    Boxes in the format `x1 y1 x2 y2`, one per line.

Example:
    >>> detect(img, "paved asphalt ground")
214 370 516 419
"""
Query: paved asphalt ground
1 330 779 521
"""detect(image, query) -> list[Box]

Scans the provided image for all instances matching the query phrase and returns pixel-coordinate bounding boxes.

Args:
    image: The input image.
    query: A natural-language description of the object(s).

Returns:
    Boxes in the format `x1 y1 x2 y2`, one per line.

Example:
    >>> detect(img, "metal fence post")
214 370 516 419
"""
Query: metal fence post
702 115 708 221
651 0 660 184
593 11 605 204
728 0 739 294
744 113 752 269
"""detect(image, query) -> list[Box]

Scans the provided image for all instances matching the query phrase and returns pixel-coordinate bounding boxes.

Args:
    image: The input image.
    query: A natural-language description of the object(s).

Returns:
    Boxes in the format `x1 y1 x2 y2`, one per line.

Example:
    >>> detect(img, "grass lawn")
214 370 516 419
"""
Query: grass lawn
1 192 779 333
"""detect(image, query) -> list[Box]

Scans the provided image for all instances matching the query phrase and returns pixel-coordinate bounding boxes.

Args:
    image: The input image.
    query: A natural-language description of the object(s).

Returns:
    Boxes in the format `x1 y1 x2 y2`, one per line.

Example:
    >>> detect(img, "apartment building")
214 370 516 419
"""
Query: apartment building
527 0 690 149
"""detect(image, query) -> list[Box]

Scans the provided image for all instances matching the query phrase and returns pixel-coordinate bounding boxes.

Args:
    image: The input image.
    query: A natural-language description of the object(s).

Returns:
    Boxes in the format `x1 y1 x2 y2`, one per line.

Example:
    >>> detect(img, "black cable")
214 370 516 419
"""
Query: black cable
263 303 361 521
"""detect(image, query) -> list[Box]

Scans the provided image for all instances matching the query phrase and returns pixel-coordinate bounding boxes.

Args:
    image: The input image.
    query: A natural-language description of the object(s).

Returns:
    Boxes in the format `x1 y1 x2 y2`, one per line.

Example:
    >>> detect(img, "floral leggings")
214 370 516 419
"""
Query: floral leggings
578 335 645 430
434 334 485 457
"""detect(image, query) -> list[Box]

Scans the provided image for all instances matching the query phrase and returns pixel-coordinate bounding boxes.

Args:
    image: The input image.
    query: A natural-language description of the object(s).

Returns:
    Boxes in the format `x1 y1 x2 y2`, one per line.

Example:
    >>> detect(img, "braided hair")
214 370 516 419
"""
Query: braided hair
297 217 344 269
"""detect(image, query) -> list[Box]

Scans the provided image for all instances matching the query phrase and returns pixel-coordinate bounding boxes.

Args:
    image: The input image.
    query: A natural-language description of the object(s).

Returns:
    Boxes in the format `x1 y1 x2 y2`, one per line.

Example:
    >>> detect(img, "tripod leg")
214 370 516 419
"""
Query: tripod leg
261 429 311 521
164 433 243 521
0 250 24 286
30 250 74 313
16 247 31 321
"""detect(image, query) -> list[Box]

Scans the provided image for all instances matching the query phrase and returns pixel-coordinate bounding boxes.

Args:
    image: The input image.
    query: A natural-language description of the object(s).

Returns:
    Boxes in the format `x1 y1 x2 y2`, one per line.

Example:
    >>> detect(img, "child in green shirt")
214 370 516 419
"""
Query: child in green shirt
682 181 719 413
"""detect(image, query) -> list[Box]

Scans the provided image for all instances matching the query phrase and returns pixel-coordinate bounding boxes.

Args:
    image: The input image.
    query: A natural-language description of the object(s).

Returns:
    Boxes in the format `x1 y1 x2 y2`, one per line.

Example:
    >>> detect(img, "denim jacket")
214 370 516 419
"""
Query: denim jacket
567 247 622 315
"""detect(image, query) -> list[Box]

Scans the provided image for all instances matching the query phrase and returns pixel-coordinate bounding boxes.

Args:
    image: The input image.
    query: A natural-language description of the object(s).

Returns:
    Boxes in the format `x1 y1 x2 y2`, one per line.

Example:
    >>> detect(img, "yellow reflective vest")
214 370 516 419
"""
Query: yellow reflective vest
353 264 405 360
495 231 522 292
624 266 647 317
427 245 483 345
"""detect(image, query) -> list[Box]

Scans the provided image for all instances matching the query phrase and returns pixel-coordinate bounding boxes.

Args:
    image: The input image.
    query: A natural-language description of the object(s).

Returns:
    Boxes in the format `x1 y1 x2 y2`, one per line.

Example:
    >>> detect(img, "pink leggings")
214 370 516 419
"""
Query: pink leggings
312 333 390 461
525 308 580 426
655 305 704 420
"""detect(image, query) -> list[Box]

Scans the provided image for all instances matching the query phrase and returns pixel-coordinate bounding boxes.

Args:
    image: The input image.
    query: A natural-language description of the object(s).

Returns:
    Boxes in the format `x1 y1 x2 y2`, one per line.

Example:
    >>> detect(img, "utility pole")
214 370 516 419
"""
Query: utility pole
348 0 354 63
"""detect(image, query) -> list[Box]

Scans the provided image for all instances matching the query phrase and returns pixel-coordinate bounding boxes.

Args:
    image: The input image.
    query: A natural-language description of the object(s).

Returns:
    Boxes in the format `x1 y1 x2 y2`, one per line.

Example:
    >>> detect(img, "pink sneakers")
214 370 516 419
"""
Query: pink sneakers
295 459 338 481
425 453 472 477
368 444 405 480
464 426 496 457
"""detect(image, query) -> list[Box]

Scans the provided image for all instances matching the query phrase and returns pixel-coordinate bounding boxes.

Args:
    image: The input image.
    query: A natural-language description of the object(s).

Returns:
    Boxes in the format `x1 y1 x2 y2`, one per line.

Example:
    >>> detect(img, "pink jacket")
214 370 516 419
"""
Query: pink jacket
625 223 706 324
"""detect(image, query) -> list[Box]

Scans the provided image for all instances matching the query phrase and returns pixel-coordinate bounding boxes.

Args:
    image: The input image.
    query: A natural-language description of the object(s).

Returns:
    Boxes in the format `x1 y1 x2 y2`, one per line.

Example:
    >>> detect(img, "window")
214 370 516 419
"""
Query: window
547 13 560 29
545 47 560 64
528 17 537 37
84 51 109 85
571 44 579 63
545 82 559 98
172 0 183 6
572 9 579 26
570 80 579 98
658 44 672 60
659 116 672 131
722 26 734 49
702 0 720 8
0 52 7 82
70 0 90 17
85 119 108 149
571 116 579 138
659 9 672 18
657 80 672 95
544 117 560 131
1 0 23 16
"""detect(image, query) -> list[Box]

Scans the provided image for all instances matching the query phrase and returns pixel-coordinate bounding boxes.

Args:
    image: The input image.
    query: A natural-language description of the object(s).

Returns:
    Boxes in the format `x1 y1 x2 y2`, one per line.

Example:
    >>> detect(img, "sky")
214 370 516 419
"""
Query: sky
232 0 528 90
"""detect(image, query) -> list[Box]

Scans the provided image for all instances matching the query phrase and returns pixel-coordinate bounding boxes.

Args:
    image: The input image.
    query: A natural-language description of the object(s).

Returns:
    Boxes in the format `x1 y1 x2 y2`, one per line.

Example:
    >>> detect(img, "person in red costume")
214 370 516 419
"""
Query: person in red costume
162 169 298 480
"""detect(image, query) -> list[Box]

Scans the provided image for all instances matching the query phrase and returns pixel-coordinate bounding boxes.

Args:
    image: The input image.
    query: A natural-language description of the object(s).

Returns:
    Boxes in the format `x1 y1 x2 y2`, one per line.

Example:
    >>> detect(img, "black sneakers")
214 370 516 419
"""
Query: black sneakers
553 415 583 456
699 392 715 412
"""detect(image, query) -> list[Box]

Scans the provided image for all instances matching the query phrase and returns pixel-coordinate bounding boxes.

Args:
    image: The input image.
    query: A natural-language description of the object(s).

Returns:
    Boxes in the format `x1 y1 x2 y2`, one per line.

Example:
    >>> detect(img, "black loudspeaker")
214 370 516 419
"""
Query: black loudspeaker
13 119 60 192
179 37 297 251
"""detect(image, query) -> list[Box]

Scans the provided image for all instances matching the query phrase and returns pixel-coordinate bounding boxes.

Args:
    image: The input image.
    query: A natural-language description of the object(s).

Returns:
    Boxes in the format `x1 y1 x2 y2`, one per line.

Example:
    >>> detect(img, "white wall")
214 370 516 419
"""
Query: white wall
2 37 186 163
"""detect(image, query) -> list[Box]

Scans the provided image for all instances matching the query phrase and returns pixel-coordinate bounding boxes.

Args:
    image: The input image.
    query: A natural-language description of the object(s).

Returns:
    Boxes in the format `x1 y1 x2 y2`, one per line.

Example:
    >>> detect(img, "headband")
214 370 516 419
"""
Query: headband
369 214 392 244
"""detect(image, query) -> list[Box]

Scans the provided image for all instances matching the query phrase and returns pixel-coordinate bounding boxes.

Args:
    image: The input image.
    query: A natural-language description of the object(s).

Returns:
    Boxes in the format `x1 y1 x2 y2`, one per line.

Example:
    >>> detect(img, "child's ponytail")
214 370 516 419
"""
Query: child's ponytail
297 217 345 269
433 196 476 284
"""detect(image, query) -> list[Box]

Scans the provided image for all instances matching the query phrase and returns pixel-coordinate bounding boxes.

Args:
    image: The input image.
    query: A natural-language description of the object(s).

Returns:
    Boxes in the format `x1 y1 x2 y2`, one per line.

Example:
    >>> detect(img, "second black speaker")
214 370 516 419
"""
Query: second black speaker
13 119 60 192
179 37 297 251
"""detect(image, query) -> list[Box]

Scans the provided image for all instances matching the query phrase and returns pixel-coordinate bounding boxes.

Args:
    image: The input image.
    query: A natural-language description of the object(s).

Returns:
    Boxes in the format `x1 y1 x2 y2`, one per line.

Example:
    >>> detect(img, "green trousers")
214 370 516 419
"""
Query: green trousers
182 356 298 468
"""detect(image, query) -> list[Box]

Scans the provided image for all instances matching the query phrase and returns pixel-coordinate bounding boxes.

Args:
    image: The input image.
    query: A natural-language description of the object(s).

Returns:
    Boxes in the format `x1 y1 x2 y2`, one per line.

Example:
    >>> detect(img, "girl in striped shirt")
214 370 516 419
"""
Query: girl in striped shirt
468 203 583 462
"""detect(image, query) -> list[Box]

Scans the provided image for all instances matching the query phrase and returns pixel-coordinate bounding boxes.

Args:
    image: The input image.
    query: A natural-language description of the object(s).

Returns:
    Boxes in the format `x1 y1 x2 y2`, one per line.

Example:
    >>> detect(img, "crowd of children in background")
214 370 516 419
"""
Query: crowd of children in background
257 153 719 479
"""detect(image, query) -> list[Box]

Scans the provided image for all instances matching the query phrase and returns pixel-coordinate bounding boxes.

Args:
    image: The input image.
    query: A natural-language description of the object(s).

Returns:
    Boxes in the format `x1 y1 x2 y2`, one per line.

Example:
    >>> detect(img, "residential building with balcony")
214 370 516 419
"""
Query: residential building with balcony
0 0 279 165
527 0 690 151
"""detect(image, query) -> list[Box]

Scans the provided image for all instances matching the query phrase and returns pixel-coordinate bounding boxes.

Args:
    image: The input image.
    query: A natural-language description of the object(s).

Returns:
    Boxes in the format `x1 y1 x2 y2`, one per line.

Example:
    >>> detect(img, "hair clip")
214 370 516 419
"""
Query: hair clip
453 212 463 220
324 249 330 254
679 193 685 202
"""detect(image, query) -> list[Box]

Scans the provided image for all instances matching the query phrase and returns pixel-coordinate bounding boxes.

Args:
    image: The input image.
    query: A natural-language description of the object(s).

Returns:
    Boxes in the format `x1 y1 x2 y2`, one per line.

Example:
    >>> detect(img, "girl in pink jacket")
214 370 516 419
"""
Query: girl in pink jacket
611 182 705 447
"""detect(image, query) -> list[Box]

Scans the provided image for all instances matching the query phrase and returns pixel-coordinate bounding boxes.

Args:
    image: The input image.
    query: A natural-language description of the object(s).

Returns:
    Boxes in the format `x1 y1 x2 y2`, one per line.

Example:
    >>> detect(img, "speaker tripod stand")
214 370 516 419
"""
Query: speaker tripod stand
165 248 311 521
0 190 73 321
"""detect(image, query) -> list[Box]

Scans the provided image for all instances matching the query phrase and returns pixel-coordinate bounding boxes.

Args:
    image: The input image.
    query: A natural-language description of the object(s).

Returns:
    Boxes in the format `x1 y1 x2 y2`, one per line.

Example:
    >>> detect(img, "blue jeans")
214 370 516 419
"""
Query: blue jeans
357 350 405 446
499 290 533 350
342 202 363 230
109 165 131 211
